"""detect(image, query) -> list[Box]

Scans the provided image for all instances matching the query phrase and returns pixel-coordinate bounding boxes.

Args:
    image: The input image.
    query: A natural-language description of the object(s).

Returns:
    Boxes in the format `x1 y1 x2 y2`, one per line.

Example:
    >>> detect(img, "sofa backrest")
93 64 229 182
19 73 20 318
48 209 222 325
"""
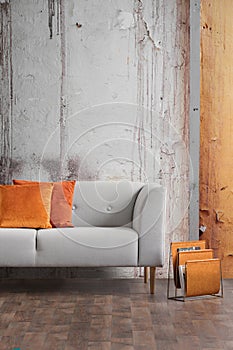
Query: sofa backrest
72 181 144 227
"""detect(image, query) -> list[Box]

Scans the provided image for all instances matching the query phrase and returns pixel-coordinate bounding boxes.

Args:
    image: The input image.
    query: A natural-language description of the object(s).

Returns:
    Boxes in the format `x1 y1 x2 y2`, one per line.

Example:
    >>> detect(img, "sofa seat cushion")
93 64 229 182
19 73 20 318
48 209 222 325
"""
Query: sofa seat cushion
35 227 138 267
0 228 36 266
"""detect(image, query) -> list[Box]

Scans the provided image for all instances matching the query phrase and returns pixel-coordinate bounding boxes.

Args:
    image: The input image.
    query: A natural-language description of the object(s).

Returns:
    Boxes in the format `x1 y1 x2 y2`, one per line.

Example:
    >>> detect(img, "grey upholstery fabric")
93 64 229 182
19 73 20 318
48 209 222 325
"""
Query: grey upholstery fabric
0 229 36 266
133 184 166 267
35 227 138 267
72 181 143 227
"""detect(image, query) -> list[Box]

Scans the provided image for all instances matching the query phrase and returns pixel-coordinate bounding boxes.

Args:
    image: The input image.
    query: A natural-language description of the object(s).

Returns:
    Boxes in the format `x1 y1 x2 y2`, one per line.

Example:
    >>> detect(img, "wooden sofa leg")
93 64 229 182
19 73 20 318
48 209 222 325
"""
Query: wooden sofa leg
150 267 156 294
144 267 149 283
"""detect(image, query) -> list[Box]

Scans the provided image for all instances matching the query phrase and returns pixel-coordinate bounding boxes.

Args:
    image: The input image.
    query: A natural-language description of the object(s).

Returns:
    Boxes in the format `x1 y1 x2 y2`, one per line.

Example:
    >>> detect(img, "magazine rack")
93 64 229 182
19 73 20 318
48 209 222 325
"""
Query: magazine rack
167 240 223 301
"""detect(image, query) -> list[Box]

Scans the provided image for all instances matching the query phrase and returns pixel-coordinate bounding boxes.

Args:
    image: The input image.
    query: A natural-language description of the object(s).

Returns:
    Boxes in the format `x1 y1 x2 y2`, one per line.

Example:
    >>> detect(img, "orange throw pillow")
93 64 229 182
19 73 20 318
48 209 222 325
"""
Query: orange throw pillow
13 180 76 228
0 183 53 228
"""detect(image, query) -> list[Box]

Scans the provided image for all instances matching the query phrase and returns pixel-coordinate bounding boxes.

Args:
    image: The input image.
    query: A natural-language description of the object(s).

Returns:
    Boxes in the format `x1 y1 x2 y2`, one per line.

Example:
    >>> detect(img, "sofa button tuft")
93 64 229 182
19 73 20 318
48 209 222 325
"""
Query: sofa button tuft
106 205 112 212
72 205 77 210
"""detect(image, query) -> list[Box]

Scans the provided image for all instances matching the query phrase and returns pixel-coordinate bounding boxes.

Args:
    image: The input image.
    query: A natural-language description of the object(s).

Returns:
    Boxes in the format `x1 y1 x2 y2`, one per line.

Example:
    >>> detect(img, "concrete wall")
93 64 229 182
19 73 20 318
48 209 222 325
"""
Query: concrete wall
0 0 190 277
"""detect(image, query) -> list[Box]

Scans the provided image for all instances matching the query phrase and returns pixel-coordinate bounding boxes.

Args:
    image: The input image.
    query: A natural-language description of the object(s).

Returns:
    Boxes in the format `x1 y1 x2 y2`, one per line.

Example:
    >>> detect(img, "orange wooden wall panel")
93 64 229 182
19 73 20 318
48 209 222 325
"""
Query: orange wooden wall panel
200 0 233 277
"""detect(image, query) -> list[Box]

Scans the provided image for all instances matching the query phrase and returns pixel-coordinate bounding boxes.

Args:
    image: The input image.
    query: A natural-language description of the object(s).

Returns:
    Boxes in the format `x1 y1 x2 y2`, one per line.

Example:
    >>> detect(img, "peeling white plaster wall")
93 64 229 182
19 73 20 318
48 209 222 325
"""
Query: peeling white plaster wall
0 0 190 277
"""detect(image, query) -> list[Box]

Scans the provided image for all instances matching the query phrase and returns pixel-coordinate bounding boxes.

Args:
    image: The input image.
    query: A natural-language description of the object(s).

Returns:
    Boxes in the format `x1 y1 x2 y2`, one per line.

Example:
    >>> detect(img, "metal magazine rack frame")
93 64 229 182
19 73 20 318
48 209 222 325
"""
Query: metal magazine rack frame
167 240 223 302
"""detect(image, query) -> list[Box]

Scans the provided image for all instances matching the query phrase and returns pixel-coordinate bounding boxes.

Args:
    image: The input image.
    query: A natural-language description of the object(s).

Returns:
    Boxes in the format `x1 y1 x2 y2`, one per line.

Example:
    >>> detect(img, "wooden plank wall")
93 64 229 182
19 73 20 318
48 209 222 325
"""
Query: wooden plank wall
200 0 233 277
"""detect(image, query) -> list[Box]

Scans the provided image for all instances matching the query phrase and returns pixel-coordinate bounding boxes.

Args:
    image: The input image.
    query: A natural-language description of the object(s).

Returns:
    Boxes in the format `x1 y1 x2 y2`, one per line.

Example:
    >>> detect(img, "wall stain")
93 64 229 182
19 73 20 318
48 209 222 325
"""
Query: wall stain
9 158 23 178
0 1 13 184
48 0 60 39
59 0 67 179
41 158 61 182
67 156 79 180
0 157 23 184
132 0 158 181
66 156 96 181
178 1 190 147
48 0 67 179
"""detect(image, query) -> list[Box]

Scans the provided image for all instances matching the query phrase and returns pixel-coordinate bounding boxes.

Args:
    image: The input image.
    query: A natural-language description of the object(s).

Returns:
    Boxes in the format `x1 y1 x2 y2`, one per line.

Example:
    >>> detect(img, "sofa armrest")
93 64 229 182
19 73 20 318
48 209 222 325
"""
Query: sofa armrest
132 184 166 267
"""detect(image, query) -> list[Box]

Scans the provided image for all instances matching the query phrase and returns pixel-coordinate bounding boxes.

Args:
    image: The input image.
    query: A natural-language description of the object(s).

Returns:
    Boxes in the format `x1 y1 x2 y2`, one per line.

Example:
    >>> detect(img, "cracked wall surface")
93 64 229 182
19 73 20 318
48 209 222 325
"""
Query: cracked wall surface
200 0 233 278
0 0 190 277
0 0 13 183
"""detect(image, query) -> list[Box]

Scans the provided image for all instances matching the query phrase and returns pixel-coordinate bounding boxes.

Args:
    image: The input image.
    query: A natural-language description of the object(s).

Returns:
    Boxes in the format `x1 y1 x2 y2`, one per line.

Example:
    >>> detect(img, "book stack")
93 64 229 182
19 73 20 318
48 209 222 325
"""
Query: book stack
167 240 223 301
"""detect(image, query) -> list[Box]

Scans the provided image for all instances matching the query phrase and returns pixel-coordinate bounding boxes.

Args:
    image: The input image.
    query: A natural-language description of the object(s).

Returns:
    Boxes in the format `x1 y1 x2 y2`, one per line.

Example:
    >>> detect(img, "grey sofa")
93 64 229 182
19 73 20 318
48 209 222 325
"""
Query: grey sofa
0 181 166 294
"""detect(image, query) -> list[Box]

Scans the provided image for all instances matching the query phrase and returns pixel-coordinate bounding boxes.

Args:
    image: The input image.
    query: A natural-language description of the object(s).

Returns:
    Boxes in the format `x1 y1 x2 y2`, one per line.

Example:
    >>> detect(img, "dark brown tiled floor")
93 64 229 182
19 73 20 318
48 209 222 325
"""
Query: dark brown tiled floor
0 278 233 349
